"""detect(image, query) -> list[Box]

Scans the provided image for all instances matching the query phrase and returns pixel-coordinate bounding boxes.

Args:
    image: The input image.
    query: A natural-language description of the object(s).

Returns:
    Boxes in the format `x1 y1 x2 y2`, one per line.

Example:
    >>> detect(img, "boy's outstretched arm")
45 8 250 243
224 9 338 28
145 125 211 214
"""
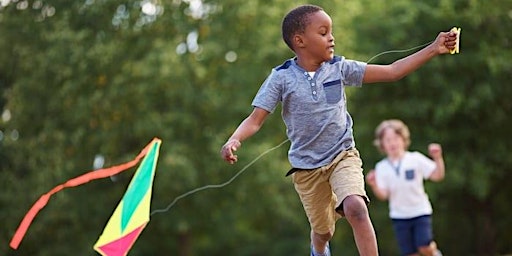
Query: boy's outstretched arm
362 30 458 84
220 107 270 164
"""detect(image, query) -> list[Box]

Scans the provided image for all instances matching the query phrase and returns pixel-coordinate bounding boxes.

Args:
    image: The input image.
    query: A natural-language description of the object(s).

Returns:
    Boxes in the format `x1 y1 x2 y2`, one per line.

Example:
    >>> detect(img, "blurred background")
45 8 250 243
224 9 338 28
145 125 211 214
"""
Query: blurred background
1 0 511 255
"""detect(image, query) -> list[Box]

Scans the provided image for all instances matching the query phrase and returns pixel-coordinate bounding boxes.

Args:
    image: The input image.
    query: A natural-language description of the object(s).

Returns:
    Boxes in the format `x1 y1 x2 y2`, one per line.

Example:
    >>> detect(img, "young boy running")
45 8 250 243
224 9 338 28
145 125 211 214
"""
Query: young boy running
220 4 457 256
366 120 445 256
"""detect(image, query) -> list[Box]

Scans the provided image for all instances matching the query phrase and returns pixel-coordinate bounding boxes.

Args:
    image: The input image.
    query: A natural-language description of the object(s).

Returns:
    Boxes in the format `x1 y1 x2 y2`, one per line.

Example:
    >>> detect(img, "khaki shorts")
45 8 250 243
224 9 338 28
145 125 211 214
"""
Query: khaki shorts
291 148 369 235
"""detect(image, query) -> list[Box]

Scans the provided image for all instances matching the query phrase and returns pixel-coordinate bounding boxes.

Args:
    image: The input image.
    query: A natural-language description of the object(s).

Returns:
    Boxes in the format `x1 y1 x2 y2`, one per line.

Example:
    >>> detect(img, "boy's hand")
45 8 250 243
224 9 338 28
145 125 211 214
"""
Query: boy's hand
221 139 241 164
365 170 377 187
428 143 443 160
433 30 458 55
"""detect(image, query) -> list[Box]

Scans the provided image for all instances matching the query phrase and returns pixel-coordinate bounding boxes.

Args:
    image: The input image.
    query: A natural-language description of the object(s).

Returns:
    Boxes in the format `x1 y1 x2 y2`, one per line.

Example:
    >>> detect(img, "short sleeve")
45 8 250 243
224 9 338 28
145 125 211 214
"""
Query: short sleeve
341 59 367 87
251 69 282 113
412 152 436 179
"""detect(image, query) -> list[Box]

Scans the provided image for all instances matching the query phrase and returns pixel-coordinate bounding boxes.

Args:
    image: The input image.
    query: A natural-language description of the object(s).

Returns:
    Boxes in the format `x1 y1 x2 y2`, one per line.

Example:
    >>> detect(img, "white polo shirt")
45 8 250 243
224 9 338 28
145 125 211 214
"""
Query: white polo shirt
375 151 436 219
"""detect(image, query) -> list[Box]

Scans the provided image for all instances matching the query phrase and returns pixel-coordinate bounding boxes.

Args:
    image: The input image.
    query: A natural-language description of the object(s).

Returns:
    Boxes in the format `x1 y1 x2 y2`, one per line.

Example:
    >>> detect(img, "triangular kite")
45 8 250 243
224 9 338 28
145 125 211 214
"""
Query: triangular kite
94 138 161 256
9 138 161 254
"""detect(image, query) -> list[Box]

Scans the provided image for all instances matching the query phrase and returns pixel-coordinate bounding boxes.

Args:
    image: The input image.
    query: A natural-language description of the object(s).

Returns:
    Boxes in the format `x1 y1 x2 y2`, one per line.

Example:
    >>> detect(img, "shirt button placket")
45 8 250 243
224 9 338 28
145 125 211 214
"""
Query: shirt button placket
305 72 317 100
311 81 317 100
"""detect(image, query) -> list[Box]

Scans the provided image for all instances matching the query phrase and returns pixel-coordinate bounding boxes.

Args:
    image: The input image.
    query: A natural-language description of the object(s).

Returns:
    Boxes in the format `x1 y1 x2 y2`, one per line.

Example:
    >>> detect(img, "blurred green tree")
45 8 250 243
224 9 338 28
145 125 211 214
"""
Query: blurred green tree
2 0 510 255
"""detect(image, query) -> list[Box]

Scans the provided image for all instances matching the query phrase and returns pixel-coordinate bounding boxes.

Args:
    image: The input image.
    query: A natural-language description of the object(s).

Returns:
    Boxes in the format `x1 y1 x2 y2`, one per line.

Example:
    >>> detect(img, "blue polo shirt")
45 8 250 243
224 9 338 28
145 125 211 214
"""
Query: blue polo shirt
252 56 366 169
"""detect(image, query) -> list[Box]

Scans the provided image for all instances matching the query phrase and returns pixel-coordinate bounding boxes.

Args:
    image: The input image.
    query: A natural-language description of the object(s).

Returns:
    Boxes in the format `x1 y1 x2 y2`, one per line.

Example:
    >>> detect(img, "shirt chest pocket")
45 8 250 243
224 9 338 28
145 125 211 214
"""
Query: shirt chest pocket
405 169 415 180
323 79 342 104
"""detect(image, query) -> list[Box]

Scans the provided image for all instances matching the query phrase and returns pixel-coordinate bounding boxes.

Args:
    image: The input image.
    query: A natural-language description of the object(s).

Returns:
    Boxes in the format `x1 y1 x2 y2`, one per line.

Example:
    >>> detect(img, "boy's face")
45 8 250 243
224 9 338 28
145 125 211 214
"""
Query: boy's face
380 128 406 158
297 11 335 62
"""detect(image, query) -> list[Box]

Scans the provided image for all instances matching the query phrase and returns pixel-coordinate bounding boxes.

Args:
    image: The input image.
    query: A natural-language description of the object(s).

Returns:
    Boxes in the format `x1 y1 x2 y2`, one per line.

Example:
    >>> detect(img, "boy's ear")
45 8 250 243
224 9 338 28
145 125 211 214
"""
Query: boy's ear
293 34 306 48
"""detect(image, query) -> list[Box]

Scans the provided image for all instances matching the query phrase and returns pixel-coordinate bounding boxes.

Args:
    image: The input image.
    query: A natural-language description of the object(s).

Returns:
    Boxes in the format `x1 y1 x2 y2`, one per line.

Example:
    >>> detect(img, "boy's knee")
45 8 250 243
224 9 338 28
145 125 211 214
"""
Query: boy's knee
418 241 438 256
341 195 369 221
312 230 333 242
418 245 434 256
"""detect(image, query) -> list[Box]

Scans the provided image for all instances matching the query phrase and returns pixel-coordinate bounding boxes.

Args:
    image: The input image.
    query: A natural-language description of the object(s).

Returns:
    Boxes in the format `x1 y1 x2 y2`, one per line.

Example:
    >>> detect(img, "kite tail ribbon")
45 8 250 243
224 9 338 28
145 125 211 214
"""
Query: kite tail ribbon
9 138 160 250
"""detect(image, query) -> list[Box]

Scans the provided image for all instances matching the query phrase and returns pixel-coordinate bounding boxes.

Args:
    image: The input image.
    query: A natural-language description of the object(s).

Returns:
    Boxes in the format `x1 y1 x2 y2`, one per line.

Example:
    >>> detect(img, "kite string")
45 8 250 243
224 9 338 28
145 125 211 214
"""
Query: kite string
150 139 290 216
150 40 433 216
365 40 433 63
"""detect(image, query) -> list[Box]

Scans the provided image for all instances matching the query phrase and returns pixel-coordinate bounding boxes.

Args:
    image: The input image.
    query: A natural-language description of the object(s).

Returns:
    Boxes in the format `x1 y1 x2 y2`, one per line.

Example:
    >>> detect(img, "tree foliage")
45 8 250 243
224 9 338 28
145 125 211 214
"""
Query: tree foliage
1 0 511 255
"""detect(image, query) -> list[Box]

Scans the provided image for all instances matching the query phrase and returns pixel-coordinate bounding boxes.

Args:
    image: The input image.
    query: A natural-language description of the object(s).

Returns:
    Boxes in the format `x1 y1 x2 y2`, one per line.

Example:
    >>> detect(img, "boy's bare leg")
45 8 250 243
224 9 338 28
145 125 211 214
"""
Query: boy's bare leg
418 241 440 256
342 195 379 256
311 230 332 254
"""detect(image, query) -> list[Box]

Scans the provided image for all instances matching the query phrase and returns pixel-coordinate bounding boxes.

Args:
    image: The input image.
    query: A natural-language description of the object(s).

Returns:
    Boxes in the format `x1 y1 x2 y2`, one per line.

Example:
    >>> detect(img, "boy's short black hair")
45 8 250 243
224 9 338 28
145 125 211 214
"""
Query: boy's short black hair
282 5 324 51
